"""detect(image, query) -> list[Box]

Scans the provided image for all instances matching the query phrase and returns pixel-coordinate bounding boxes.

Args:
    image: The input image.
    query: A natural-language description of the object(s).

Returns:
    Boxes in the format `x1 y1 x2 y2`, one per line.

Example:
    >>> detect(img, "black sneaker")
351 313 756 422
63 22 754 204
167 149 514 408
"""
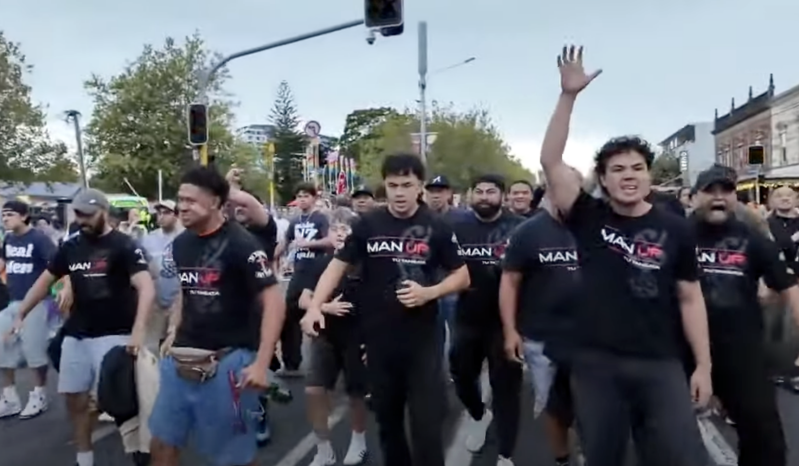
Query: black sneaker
132 452 151 466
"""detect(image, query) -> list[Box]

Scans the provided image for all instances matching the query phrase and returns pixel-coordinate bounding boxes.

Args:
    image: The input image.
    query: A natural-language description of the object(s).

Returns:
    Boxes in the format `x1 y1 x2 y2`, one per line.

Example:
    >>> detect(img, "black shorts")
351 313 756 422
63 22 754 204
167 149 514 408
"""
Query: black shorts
545 366 574 426
306 335 367 396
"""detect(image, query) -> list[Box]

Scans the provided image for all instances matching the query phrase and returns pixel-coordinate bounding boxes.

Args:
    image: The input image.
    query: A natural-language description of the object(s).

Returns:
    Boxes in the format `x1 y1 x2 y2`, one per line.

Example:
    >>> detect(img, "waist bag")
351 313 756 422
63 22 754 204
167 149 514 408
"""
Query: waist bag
169 347 233 382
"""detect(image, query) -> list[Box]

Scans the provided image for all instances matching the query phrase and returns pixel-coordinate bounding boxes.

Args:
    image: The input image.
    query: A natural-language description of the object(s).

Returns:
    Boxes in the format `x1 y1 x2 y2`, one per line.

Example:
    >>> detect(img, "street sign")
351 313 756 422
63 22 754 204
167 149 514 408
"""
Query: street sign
411 133 437 155
679 150 688 172
304 121 321 138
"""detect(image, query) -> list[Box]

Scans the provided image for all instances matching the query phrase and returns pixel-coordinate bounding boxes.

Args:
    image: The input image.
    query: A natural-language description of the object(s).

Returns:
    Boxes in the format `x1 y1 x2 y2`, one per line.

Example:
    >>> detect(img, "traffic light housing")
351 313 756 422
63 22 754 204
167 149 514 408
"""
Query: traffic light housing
187 103 209 145
747 145 764 165
364 0 403 29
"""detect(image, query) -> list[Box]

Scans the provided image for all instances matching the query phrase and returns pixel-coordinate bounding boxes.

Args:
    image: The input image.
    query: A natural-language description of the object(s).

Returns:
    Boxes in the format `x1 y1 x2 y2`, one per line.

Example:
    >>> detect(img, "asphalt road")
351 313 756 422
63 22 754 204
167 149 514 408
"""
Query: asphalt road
2 346 798 466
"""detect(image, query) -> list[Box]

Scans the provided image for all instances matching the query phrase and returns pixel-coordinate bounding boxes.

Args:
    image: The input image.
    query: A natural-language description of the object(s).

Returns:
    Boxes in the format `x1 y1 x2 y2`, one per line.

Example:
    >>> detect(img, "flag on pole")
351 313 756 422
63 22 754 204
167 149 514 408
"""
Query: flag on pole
336 170 347 195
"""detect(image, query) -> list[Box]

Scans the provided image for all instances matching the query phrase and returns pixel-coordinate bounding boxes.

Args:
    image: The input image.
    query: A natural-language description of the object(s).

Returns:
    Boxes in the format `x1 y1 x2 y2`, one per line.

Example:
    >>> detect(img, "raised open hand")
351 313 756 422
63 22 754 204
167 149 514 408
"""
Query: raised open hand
558 45 602 95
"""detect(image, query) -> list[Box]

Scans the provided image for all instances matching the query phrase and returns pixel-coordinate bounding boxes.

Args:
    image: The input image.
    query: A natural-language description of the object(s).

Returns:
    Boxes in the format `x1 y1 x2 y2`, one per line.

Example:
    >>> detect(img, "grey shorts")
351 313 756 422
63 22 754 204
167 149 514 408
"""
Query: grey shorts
0 301 50 369
58 334 130 394
306 335 367 396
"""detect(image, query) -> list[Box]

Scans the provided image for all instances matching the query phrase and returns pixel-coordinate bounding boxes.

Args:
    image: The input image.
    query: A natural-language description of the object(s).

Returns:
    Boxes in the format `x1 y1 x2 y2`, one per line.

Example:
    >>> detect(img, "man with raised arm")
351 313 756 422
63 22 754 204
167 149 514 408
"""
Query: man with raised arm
538 45 712 466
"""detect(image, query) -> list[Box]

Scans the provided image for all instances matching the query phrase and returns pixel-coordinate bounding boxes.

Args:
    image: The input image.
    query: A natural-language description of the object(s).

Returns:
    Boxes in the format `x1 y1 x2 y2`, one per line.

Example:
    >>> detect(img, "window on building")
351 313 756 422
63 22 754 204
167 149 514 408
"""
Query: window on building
779 127 788 164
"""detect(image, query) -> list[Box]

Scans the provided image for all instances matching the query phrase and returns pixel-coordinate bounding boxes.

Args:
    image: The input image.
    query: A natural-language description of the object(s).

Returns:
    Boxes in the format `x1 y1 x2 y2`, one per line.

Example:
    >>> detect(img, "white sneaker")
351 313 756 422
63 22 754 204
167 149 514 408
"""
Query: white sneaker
0 391 22 418
19 390 47 419
310 443 336 466
497 456 515 466
98 412 115 422
465 409 493 452
342 436 368 465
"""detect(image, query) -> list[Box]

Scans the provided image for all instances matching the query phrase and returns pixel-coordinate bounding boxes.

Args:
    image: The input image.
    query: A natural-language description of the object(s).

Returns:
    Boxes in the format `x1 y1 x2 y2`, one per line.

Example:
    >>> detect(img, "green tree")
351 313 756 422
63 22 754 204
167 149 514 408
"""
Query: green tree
0 32 78 184
357 104 534 190
338 107 399 163
651 153 682 185
269 81 305 203
84 33 237 199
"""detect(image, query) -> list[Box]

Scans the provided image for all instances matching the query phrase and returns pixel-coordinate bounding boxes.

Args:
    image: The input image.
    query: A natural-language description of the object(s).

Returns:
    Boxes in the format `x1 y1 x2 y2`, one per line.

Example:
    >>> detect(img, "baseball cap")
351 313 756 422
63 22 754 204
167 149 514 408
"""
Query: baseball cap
351 185 374 198
693 166 736 193
425 175 451 189
155 200 177 212
71 188 110 215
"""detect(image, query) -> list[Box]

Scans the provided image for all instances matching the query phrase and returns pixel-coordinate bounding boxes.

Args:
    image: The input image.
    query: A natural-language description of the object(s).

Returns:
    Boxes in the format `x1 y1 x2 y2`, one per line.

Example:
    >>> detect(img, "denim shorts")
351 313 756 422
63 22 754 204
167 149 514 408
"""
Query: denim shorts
148 349 261 466
0 301 50 369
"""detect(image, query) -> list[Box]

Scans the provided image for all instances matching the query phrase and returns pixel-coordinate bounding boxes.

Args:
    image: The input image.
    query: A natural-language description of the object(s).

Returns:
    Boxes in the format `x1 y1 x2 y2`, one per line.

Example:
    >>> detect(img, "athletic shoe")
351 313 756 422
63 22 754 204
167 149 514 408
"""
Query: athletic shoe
465 409 493 452
342 434 368 465
310 442 336 466
19 390 47 419
0 390 21 418
497 456 514 466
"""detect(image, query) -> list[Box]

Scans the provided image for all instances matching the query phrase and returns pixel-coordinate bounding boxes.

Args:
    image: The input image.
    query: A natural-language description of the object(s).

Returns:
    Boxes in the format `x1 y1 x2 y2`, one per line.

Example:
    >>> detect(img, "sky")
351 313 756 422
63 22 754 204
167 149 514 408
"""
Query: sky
4 0 799 175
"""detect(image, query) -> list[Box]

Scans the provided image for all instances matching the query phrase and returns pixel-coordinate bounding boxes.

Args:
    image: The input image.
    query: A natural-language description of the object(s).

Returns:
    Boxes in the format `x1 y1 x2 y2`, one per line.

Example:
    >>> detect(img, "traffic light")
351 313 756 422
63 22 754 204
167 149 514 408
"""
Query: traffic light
364 0 403 29
747 145 764 165
187 103 208 145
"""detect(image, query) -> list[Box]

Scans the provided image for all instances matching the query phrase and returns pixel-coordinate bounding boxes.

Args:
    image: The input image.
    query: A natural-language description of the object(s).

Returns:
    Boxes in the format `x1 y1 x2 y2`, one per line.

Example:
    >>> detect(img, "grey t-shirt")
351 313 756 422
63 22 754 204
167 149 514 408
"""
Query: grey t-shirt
142 228 182 308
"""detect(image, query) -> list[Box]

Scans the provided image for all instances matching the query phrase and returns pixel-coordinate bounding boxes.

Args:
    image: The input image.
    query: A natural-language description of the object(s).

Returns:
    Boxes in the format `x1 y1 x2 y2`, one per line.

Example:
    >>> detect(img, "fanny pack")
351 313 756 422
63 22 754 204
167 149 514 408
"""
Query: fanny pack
169 347 233 382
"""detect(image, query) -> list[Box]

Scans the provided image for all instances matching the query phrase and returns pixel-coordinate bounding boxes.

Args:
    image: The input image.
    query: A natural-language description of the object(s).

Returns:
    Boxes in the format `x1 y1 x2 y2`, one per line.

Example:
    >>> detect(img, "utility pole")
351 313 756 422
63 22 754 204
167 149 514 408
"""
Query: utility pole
418 21 428 165
65 110 88 188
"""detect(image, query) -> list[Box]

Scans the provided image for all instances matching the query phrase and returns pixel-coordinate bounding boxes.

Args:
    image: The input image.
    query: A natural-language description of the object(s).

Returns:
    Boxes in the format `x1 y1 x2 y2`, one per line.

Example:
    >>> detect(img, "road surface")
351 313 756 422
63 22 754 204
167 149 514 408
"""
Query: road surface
2 334 798 466
2 370 798 465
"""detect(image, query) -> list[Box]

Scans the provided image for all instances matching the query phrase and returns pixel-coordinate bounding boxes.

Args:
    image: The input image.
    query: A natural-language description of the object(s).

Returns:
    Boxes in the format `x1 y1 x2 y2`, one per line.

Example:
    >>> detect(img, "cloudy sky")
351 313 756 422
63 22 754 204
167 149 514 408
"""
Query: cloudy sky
3 0 799 173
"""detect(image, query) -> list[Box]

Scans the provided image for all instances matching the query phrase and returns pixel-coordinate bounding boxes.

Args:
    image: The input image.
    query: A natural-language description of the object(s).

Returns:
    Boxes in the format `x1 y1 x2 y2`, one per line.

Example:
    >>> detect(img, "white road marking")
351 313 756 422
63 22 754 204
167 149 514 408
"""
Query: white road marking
273 403 348 466
91 423 118 443
445 372 491 466
697 416 738 466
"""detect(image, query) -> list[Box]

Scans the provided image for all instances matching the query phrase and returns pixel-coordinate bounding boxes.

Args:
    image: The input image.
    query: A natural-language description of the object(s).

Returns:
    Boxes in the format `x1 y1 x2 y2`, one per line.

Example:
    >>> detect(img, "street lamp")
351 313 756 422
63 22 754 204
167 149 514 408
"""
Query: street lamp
417 21 476 164
64 110 88 188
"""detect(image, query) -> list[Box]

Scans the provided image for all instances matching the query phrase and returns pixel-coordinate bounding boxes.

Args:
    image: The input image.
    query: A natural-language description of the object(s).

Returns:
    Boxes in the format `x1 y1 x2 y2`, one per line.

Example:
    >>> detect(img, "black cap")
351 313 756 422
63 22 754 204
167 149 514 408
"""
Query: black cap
693 165 736 193
425 175 451 189
351 185 374 198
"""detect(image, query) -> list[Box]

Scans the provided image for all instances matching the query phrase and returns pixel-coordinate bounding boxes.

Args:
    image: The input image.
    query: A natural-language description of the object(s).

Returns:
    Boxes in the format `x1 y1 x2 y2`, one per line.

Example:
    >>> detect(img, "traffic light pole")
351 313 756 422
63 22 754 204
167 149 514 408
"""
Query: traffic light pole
193 18 366 166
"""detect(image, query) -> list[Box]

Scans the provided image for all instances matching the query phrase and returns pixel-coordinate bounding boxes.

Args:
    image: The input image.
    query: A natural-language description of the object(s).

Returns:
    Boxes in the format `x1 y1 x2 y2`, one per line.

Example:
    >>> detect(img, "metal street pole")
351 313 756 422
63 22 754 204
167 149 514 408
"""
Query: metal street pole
65 110 89 188
193 19 365 166
418 21 428 165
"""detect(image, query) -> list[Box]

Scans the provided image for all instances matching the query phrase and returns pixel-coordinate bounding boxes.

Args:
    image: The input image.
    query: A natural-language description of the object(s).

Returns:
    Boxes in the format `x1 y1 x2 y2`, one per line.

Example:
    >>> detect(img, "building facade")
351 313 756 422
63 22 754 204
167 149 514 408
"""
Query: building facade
771 82 799 167
658 122 715 186
236 123 338 148
236 124 276 145
713 75 775 178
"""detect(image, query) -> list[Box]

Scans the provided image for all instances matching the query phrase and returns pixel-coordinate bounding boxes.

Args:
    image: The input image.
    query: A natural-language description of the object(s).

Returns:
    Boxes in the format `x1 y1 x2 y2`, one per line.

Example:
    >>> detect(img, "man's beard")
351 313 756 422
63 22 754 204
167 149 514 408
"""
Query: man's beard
81 217 106 237
472 202 502 219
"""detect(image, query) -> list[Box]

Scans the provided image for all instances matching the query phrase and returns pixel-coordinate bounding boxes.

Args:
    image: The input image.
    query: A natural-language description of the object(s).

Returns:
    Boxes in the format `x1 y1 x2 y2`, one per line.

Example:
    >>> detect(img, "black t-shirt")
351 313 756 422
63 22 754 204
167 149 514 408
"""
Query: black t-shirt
694 217 794 346
565 191 699 358
285 210 330 275
335 205 464 342
168 221 278 351
247 217 278 262
646 191 685 217
300 253 362 343
451 210 523 329
502 212 580 353
49 230 149 338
